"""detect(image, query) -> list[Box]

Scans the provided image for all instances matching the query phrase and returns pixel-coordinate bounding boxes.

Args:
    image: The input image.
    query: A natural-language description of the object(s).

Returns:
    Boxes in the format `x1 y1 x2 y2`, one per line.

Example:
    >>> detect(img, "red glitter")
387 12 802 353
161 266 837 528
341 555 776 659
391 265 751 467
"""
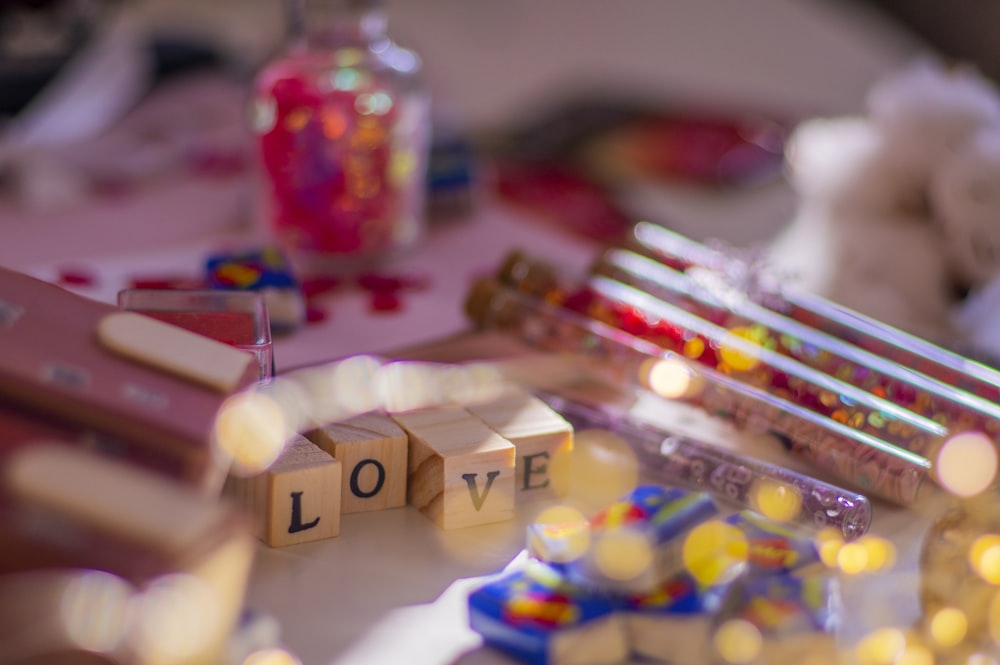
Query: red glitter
128 275 207 290
370 290 401 312
306 305 328 323
357 272 431 292
57 268 96 287
300 276 342 299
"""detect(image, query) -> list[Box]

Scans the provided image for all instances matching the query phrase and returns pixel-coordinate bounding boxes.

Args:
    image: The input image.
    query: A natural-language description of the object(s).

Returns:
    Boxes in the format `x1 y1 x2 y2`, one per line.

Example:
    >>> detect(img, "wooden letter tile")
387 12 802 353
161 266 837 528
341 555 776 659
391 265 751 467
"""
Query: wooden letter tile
391 405 515 530
224 435 342 547
305 411 408 514
466 391 573 501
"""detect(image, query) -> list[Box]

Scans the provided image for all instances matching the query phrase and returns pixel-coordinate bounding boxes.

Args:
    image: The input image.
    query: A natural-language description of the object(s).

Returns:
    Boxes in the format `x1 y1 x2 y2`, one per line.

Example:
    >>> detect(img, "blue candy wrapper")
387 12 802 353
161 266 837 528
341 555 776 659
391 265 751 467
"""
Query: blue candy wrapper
725 511 822 576
205 246 305 333
712 573 841 664
468 561 629 665
625 572 728 665
569 485 720 594
527 520 591 570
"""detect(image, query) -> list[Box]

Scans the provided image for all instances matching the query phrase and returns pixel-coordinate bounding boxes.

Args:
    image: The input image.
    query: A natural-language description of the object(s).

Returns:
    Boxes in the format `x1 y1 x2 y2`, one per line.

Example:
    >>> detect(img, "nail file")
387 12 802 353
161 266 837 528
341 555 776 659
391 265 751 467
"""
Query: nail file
97 312 255 393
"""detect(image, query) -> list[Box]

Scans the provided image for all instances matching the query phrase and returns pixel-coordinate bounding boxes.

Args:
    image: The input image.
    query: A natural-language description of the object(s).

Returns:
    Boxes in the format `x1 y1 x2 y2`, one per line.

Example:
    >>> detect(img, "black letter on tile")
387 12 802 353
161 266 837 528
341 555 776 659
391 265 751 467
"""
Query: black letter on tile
288 491 320 533
350 458 386 498
522 452 550 491
462 471 501 511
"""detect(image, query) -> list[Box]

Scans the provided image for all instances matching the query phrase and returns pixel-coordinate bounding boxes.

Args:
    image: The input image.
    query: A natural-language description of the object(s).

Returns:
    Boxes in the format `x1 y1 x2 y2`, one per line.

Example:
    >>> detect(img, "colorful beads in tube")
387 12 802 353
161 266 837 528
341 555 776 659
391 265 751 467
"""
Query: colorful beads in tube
465 278 930 505
497 253 948 456
593 248 1000 445
535 392 873 540
497 254 1000 498
626 220 1000 403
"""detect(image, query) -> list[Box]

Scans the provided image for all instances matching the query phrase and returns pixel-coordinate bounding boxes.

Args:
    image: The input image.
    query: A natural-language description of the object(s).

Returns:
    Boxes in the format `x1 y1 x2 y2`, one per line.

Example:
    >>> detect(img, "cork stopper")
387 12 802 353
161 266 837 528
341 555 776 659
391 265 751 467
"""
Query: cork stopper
497 250 529 285
464 278 503 325
497 250 554 293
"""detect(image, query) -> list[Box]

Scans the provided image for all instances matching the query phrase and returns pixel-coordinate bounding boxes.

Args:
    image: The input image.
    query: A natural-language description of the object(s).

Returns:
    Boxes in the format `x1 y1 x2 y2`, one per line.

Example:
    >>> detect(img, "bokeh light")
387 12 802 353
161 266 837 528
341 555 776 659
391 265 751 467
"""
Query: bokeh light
718 327 762 372
969 654 1000 665
252 378 314 438
854 627 907 665
815 527 844 568
530 505 591 563
329 354 384 414
592 528 653 582
928 606 967 648
895 643 934 665
440 362 509 406
749 479 802 523
549 429 639 515
936 432 998 497
244 648 303 665
713 618 762 664
376 361 451 413
640 357 703 399
860 536 897 573
214 390 290 476
131 574 221 663
989 589 1000 645
60 570 133 653
970 534 1000 584
837 541 870 575
682 520 748 586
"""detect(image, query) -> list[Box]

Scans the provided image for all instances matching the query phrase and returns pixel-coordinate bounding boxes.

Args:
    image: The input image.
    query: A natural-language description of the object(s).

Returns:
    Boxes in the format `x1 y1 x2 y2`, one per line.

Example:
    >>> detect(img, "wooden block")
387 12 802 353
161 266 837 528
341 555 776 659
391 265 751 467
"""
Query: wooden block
224 435 342 547
465 391 573 500
391 405 515 530
305 411 408 514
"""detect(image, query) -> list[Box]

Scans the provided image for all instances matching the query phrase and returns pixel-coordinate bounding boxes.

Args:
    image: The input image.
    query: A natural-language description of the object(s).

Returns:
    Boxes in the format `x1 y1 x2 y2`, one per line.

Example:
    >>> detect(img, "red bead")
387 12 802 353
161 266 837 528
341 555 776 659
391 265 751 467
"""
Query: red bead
561 288 595 315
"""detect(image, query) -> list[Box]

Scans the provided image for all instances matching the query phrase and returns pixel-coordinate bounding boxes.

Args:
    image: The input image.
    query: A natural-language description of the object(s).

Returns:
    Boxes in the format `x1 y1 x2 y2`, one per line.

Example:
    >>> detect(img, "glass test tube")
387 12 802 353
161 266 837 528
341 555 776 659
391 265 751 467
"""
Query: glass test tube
626 220 1000 403
535 391 873 540
594 248 1000 445
465 278 931 505
497 252 950 459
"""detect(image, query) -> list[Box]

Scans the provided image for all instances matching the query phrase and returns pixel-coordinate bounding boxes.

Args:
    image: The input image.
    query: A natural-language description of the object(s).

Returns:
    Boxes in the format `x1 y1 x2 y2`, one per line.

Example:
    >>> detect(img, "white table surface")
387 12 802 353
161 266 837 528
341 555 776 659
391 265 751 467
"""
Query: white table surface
0 2 932 663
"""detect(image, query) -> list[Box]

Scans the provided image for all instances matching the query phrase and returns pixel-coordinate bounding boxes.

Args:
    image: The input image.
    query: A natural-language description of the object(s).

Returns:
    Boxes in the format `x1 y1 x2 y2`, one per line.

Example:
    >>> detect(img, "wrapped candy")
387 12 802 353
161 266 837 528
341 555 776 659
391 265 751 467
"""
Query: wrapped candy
710 573 841 665
467 560 629 665
624 572 726 665
724 511 823 577
566 485 720 595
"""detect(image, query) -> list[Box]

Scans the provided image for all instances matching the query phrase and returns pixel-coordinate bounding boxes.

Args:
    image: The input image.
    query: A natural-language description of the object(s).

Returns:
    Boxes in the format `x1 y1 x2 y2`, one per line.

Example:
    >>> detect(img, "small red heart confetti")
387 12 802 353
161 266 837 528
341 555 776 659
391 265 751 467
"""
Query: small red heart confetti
300 276 342 299
306 305 329 324
369 290 401 313
57 268 97 287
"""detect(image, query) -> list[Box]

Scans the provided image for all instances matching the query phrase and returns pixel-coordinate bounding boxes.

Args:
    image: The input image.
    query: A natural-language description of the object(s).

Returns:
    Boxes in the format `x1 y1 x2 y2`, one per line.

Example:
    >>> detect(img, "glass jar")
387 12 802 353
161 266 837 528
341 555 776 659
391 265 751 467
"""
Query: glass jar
251 0 430 271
